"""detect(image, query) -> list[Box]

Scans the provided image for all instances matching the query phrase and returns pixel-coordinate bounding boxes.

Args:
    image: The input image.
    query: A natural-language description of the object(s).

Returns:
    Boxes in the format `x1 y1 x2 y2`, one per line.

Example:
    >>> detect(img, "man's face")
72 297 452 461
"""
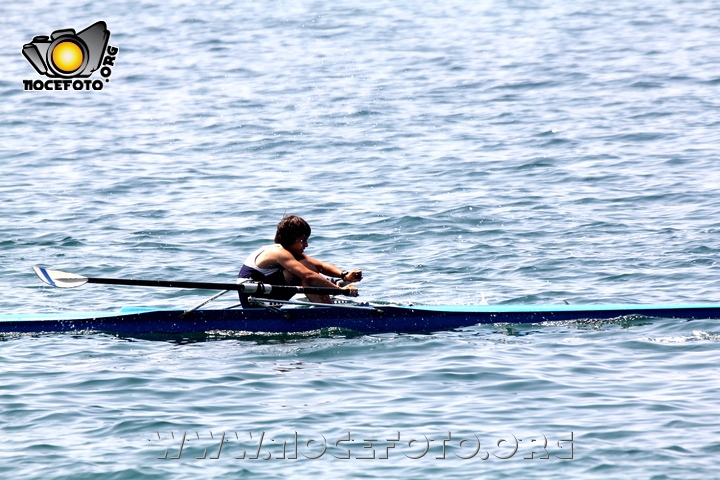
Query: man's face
287 236 308 256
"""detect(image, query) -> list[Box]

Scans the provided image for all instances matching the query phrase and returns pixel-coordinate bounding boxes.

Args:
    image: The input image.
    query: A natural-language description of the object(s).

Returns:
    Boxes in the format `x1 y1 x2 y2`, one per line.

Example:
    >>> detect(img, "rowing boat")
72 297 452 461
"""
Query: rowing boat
2 303 720 336
1 266 719 336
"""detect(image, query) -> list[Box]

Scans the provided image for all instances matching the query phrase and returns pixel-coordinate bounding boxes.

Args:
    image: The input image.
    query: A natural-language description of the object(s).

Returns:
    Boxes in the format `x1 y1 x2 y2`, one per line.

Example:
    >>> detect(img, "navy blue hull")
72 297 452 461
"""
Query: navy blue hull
2 304 720 335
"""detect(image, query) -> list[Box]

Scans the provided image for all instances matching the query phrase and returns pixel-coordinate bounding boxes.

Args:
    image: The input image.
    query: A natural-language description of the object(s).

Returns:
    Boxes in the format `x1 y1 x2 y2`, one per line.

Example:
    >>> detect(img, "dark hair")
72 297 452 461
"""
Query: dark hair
274 215 311 248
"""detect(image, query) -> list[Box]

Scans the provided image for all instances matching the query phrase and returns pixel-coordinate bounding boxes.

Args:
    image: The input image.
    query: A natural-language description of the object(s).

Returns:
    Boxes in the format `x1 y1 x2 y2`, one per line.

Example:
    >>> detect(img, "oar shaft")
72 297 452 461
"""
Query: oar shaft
33 266 351 296
84 277 346 296
87 277 243 290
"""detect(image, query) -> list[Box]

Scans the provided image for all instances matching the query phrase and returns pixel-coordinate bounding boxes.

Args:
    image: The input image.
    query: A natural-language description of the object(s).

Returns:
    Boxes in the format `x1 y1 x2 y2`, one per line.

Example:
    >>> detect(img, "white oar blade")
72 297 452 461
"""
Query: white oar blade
32 266 89 288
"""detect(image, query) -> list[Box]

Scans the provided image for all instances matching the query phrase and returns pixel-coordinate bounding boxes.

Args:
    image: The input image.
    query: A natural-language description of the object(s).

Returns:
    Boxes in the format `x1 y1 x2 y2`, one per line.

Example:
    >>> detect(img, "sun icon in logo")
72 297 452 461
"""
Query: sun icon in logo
51 41 84 73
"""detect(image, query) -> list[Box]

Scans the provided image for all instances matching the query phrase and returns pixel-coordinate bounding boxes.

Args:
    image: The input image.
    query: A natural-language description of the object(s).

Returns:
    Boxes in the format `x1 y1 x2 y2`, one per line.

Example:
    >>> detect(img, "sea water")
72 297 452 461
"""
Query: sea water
1 0 720 478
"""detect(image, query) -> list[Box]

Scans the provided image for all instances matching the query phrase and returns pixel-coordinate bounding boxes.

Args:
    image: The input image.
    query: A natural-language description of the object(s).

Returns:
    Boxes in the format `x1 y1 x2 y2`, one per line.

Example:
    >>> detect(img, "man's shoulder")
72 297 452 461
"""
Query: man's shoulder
261 244 290 259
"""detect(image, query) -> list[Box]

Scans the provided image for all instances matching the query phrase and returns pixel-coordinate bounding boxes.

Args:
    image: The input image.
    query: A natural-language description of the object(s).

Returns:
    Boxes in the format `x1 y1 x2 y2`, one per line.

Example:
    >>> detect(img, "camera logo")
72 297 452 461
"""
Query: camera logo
22 21 119 91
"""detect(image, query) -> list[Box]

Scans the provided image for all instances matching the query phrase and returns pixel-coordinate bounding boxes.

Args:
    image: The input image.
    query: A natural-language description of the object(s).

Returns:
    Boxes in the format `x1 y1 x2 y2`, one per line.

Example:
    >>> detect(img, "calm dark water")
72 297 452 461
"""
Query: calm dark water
2 0 720 478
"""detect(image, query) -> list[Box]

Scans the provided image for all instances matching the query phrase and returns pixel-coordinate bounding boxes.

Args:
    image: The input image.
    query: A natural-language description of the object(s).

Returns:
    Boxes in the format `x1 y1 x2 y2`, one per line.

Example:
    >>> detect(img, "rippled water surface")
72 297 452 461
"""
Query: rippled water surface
2 0 720 478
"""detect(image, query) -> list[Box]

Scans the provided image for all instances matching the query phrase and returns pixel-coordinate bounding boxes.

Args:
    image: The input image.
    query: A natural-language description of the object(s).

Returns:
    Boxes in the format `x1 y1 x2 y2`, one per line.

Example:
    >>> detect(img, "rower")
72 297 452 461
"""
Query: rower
238 215 362 304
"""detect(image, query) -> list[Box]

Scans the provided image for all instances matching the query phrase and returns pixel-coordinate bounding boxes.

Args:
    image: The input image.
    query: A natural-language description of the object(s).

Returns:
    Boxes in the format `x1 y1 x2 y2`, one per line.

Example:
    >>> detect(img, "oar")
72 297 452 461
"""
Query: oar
31 266 350 297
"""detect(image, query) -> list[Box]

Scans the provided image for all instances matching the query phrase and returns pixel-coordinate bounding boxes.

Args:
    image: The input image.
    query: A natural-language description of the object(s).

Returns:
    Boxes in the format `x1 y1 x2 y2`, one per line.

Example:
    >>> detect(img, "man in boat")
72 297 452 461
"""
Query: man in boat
238 215 362 304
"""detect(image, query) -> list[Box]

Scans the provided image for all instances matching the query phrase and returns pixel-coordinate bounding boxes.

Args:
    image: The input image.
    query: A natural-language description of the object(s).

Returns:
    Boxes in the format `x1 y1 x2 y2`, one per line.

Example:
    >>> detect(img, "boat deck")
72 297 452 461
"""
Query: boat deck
2 303 720 336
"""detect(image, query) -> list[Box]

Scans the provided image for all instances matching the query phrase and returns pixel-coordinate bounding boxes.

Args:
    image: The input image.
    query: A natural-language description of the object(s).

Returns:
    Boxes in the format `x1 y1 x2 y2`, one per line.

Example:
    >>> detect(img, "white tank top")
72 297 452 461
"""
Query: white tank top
243 244 283 276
